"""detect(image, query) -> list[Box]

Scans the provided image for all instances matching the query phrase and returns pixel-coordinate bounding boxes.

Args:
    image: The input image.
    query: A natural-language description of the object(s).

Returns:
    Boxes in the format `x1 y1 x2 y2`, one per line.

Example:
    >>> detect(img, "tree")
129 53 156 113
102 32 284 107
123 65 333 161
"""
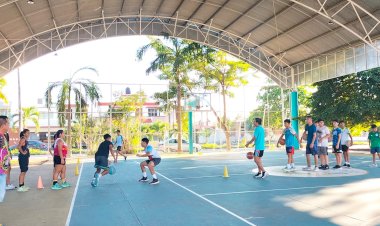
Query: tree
12 106 40 132
311 68 380 126
246 84 312 130
197 51 250 151
0 78 8 103
45 67 101 152
137 37 214 152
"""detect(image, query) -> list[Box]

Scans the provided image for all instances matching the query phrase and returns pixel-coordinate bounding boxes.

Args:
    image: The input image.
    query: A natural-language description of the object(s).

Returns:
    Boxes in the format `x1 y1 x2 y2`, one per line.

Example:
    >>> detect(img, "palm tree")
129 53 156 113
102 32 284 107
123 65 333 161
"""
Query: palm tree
197 51 250 151
45 67 101 151
137 37 214 152
0 78 8 103
12 106 40 132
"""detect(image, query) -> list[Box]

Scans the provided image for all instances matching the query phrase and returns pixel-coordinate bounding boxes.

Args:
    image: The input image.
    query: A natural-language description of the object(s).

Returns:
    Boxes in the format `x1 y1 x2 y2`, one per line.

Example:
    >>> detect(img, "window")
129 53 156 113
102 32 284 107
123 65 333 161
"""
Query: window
148 108 158 117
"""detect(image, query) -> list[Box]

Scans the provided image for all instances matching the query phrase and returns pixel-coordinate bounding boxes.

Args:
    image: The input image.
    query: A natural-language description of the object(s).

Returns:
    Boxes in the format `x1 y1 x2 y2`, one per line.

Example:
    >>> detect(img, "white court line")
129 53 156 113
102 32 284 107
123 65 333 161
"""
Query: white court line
65 163 84 226
171 173 252 180
202 185 340 196
157 171 256 226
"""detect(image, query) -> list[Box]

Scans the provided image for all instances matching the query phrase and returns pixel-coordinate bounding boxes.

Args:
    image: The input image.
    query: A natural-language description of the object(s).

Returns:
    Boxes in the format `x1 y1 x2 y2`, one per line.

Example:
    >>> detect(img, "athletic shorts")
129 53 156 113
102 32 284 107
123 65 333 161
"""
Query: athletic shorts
342 145 349 152
306 144 318 156
318 146 328 155
145 158 161 166
370 147 380 154
94 156 108 169
18 154 29 172
117 146 122 151
285 147 294 155
254 150 264 157
332 146 342 153
53 155 66 167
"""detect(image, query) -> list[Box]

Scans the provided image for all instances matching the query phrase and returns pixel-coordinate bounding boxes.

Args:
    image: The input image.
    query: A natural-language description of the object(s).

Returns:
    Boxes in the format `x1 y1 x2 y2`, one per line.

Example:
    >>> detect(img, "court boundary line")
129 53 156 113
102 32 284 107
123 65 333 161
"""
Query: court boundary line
157 171 256 226
171 173 252 180
65 163 84 226
202 185 340 196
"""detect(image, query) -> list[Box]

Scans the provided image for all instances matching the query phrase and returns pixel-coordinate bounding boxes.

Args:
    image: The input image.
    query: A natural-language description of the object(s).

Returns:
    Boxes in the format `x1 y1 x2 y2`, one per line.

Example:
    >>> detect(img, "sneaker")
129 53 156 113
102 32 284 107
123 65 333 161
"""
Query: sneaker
61 181 71 188
318 165 324 169
343 163 347 167
124 156 127 160
17 186 29 192
91 177 97 187
139 176 149 182
254 172 262 178
314 166 319 172
346 164 351 168
51 183 63 190
333 165 341 169
261 172 268 179
290 166 296 171
325 165 330 170
5 184 16 190
369 163 378 167
149 178 160 185
22 186 30 190
302 167 312 171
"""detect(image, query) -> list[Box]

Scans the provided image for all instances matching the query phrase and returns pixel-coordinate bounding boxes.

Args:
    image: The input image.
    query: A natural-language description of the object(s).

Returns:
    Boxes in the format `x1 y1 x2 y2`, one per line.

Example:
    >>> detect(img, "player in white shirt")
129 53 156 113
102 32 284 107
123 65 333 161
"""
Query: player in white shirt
339 120 353 167
137 138 161 185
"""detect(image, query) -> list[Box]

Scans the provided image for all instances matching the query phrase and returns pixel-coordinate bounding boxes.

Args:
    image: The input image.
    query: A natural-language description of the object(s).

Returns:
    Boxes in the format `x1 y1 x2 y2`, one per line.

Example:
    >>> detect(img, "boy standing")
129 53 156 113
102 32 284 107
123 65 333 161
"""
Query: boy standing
339 121 353 167
0 116 10 202
300 116 319 171
332 119 342 169
317 119 330 170
368 124 380 167
137 138 161 185
246 118 267 178
114 130 127 162
277 119 300 171
91 134 116 187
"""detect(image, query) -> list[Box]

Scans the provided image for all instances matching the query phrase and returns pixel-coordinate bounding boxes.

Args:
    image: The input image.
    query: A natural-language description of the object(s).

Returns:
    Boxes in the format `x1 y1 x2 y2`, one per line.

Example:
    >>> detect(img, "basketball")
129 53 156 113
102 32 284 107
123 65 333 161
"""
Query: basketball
246 151 254 159
109 165 116 175
279 139 285 146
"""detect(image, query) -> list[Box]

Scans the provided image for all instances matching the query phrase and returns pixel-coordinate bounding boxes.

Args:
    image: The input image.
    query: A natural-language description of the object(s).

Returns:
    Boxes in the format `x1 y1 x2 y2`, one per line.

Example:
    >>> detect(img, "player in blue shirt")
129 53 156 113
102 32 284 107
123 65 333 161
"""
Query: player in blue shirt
137 138 161 185
300 115 319 171
331 119 342 169
246 118 267 179
277 119 301 172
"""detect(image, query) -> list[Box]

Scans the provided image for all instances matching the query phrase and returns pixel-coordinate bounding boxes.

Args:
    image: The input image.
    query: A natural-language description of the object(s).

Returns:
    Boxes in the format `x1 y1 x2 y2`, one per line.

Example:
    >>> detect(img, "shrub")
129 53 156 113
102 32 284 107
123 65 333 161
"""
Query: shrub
201 143 220 149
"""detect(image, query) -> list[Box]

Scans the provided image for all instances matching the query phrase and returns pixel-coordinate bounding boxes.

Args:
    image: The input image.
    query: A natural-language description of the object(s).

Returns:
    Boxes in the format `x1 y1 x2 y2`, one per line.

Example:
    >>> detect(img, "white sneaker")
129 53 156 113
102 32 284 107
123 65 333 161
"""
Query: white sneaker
5 184 16 190
314 166 319 172
302 167 312 171
369 163 378 167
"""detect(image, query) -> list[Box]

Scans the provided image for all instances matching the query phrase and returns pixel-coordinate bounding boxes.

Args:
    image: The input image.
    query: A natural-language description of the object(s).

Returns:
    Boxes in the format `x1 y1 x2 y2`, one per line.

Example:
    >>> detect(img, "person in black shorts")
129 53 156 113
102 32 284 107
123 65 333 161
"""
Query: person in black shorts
91 134 116 187
137 138 161 185
17 129 30 192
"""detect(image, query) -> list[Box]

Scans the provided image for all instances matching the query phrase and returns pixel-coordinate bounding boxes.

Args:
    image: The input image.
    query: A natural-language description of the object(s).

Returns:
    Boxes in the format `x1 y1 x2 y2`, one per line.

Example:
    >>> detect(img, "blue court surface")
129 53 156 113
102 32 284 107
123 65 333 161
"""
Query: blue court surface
66 151 380 226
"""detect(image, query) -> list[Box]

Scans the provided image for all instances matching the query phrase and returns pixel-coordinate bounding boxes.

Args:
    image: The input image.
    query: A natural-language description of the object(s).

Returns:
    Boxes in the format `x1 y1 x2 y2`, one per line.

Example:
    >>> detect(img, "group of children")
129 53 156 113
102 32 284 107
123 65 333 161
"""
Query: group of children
275 116 380 173
245 116 380 179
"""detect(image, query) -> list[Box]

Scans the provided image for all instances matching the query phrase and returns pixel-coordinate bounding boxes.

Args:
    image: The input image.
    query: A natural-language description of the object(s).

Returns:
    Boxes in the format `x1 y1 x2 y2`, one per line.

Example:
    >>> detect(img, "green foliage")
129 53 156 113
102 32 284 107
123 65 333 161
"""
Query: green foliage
11 148 47 156
201 143 220 149
246 84 313 130
311 68 380 126
12 106 40 131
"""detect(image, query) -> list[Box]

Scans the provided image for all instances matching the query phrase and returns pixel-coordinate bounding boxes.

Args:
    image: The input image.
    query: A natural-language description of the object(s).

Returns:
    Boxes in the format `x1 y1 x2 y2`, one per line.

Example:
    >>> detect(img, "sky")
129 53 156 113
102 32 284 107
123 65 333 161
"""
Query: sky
1 36 269 121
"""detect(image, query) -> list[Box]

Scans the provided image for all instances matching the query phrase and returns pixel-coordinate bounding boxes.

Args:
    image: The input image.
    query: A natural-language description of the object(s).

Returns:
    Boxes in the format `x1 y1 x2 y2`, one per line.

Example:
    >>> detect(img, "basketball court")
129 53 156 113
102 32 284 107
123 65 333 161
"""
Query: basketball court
67 151 380 226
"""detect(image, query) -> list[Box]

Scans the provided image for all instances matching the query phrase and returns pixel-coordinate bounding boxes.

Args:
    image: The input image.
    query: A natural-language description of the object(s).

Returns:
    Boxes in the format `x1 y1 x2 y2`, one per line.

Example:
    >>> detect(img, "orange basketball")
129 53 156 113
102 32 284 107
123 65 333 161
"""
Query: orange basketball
279 139 285 146
246 151 254 159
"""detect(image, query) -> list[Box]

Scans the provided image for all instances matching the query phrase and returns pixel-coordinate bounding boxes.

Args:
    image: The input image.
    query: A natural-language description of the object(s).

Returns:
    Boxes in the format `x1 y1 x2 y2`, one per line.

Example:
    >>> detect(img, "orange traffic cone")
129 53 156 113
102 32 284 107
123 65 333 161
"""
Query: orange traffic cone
37 176 44 189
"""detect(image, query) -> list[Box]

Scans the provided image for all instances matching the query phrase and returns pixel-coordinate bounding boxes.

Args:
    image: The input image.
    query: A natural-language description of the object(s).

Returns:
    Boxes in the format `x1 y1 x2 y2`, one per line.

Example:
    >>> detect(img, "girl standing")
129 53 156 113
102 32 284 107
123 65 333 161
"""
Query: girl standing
52 130 71 190
17 129 30 192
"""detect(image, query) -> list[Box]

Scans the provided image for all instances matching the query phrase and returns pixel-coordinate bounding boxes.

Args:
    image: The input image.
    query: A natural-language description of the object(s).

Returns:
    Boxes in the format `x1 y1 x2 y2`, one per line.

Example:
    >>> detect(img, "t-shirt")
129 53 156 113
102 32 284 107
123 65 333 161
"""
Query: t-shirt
145 145 160 158
316 126 330 147
115 135 123 146
254 125 265 150
332 127 342 146
341 128 351 145
95 140 113 157
305 124 317 145
368 131 380 148
283 127 296 147
53 138 68 157
0 134 9 175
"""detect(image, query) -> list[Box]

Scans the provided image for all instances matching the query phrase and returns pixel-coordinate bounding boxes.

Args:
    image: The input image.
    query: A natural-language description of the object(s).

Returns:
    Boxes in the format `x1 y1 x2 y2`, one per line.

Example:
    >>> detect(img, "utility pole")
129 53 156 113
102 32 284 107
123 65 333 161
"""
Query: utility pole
17 68 22 131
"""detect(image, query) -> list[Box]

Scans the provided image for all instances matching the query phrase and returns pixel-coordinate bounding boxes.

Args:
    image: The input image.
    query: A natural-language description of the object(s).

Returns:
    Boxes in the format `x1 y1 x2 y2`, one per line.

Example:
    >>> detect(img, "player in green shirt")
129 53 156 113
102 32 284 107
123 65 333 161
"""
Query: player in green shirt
368 124 380 167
